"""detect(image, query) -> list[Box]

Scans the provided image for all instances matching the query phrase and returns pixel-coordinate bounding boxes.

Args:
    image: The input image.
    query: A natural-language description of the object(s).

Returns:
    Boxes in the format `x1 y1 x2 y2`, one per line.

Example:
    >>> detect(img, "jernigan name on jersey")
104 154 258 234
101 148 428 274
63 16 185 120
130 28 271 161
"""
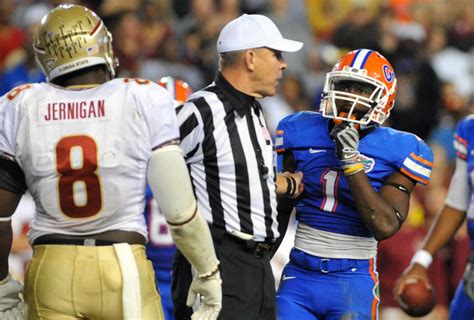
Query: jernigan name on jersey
0 78 178 242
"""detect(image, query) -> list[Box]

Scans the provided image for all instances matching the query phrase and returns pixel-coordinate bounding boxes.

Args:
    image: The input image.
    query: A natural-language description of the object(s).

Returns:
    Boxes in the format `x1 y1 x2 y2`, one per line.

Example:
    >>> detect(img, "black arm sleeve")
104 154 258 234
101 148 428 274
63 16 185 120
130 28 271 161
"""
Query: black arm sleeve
0 156 27 194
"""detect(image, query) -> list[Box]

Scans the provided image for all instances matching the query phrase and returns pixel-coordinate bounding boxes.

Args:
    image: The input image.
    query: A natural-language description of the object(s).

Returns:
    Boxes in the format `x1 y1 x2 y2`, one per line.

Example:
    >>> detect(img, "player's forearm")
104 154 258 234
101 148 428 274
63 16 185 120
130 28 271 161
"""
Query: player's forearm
0 189 22 280
0 222 13 280
422 204 466 255
347 173 400 240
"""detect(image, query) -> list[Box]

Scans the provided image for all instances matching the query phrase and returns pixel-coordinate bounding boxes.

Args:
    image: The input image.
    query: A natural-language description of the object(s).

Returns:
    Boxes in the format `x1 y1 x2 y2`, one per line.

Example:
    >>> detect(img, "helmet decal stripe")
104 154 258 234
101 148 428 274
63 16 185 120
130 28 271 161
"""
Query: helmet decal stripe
90 21 102 36
359 50 373 69
350 49 373 69
350 49 363 67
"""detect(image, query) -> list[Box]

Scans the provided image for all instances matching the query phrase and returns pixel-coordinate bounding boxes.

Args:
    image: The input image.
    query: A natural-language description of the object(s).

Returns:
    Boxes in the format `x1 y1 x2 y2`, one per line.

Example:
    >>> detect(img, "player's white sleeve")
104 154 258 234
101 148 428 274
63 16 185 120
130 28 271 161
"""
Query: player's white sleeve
147 144 219 277
0 94 20 156
445 158 469 212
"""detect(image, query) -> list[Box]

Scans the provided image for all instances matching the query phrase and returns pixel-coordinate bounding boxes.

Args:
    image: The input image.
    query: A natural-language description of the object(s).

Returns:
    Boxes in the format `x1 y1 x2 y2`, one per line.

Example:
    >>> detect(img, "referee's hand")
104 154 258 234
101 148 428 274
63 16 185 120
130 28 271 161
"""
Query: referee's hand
187 270 222 320
289 171 304 198
279 171 304 199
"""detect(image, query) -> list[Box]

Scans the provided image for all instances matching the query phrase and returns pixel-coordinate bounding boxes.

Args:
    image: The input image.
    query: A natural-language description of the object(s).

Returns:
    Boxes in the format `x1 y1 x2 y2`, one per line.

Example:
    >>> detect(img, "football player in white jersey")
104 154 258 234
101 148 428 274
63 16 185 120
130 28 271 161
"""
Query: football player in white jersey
0 4 221 320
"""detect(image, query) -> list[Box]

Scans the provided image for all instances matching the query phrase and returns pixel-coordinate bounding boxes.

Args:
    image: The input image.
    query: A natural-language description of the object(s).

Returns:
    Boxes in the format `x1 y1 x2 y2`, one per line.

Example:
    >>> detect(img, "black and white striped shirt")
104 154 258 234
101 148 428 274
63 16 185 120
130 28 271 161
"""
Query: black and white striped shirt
176 72 279 242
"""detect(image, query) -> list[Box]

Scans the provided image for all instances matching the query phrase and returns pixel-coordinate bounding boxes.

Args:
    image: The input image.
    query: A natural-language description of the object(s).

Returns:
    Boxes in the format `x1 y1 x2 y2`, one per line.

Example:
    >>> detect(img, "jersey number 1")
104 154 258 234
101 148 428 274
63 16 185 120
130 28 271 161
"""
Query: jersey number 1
56 135 102 218
320 169 341 212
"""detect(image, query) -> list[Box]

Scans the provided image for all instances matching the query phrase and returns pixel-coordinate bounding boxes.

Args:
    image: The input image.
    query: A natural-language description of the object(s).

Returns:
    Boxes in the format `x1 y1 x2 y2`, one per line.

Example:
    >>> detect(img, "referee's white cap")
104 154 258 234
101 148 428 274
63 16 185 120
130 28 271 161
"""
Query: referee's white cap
217 14 303 53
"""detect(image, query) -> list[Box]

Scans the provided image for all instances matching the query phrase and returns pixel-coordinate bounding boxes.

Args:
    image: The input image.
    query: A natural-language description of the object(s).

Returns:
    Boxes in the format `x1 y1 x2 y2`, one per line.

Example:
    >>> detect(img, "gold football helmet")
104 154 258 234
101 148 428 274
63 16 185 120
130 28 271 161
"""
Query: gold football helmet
33 4 117 81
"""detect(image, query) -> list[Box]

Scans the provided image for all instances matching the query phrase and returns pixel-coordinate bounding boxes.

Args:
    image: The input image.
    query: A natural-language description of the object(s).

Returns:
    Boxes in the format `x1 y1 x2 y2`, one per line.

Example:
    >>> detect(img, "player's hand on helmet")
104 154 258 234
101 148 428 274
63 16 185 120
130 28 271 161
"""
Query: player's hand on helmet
187 270 222 320
330 123 363 176
0 274 24 320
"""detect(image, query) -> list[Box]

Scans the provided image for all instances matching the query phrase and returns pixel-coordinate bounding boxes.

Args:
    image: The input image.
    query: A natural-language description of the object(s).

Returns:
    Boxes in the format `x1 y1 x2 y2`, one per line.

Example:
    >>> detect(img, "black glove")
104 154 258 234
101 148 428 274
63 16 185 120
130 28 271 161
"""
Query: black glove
330 122 364 175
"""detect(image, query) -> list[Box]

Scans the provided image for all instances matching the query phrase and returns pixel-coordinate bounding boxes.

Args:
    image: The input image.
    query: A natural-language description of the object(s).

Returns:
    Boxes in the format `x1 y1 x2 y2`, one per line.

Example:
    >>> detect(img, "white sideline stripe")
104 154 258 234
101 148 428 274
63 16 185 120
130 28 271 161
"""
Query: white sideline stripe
114 243 142 320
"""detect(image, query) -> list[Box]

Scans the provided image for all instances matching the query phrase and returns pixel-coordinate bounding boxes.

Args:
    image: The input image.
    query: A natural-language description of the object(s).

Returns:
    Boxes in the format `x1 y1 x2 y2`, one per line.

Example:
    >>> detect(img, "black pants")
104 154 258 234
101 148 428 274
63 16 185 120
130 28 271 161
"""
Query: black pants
172 230 276 320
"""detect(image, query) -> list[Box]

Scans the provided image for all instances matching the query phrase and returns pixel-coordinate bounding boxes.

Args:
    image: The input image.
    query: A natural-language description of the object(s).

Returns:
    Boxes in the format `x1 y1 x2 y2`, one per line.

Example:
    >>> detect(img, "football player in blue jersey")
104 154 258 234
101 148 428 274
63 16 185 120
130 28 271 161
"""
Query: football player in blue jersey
396 115 474 318
144 76 193 320
274 48 434 319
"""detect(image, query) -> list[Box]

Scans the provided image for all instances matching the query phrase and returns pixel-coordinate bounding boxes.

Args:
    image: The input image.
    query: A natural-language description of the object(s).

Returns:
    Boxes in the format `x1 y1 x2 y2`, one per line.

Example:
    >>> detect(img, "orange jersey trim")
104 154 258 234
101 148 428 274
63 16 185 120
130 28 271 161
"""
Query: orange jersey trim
400 168 429 185
455 133 468 147
369 258 379 320
409 153 433 167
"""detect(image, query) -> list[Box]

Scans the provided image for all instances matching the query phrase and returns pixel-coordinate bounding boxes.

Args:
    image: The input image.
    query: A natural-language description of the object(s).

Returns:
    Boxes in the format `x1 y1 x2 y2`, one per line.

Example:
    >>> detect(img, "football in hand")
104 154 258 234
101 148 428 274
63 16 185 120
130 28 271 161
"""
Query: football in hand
396 278 436 317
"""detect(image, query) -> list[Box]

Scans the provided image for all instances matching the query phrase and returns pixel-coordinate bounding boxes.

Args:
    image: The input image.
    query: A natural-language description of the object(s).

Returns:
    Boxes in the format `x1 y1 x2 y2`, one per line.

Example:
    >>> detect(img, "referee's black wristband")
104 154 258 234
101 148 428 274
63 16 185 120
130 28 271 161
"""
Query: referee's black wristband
285 176 297 197
285 176 292 196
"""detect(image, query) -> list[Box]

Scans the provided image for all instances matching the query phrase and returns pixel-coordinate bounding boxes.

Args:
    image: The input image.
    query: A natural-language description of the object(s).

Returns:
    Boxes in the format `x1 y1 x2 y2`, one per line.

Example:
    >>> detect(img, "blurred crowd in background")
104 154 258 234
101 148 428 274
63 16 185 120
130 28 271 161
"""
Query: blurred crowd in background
2 0 473 319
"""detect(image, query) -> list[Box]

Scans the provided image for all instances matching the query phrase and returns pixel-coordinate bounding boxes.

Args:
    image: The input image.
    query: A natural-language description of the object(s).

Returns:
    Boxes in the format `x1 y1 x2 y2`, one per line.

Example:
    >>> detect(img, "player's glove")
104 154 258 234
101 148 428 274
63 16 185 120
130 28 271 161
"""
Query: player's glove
0 274 24 320
187 270 222 320
330 122 364 176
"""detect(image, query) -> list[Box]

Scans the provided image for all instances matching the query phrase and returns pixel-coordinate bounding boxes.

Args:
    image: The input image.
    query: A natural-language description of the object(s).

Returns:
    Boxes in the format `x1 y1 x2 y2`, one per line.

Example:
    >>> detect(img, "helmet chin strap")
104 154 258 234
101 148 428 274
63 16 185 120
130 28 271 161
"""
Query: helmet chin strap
359 122 378 131
360 109 381 131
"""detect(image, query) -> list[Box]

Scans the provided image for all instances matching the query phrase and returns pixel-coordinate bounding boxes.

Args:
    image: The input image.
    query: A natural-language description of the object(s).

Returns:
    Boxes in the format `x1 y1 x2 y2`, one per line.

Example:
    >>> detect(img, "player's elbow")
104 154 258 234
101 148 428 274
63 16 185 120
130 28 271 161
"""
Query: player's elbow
372 222 399 241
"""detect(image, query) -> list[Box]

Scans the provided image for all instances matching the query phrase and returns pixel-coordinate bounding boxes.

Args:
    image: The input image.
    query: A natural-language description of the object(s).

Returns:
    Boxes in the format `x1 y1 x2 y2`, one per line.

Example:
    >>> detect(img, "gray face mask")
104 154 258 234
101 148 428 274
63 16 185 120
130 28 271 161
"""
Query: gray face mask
462 254 474 300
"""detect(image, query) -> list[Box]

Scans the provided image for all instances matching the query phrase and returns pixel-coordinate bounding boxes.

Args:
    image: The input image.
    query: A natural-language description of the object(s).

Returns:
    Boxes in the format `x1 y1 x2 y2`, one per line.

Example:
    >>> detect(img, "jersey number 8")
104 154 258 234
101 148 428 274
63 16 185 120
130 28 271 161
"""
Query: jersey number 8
56 135 102 218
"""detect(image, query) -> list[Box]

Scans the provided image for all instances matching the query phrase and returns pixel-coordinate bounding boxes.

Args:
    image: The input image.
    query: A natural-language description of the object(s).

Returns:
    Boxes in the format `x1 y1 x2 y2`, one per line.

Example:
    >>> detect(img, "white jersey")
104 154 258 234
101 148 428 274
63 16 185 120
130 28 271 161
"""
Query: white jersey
0 78 179 243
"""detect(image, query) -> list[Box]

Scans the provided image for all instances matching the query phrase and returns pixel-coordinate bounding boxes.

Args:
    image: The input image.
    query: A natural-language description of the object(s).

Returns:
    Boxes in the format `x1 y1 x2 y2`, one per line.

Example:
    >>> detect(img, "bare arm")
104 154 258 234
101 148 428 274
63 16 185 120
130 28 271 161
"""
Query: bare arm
347 170 416 241
330 123 417 241
0 188 22 280
395 204 465 295
423 205 466 254
395 156 469 296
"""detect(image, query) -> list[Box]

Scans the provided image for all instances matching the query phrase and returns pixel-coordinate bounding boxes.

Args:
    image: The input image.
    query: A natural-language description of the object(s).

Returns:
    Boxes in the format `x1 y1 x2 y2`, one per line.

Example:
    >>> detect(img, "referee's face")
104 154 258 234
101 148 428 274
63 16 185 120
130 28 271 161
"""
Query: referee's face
251 47 288 98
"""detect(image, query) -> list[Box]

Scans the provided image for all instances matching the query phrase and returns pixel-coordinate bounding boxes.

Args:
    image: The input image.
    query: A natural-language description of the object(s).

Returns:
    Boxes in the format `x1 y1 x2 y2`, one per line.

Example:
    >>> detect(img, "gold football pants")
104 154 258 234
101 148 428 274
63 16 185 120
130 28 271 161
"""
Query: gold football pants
24 244 164 319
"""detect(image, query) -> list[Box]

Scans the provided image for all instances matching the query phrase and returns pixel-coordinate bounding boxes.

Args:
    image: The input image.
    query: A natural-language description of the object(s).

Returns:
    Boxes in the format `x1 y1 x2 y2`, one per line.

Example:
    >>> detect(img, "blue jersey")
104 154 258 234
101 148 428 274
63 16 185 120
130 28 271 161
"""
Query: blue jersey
453 116 474 246
445 115 474 320
144 186 176 271
275 112 433 239
144 186 176 319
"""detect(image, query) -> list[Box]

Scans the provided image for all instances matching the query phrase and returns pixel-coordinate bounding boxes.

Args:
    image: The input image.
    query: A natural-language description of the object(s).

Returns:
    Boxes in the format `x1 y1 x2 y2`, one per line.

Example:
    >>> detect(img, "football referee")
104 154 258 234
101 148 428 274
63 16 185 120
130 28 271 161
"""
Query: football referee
172 14 304 320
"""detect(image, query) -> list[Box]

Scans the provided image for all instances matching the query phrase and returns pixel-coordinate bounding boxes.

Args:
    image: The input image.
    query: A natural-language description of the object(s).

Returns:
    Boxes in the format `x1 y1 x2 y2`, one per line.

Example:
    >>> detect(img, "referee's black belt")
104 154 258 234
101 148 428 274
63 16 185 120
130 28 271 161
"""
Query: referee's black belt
210 226 273 259
225 233 272 259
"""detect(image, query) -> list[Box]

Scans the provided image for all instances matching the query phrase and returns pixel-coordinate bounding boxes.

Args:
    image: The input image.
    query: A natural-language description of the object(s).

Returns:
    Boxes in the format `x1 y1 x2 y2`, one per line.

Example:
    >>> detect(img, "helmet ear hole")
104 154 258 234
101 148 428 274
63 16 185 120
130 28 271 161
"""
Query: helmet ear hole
34 4 116 81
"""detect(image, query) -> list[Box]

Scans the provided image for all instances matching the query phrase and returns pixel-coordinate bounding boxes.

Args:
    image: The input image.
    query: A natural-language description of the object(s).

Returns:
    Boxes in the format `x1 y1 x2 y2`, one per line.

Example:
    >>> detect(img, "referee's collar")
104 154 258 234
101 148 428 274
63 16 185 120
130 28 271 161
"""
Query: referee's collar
215 72 255 117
